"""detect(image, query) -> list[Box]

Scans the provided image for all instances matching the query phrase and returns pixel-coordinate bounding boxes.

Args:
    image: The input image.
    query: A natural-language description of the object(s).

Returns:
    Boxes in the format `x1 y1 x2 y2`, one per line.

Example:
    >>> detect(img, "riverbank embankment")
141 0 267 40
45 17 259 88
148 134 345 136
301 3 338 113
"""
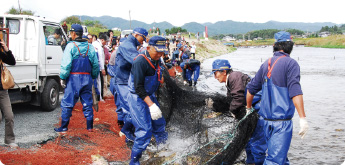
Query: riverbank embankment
184 38 237 63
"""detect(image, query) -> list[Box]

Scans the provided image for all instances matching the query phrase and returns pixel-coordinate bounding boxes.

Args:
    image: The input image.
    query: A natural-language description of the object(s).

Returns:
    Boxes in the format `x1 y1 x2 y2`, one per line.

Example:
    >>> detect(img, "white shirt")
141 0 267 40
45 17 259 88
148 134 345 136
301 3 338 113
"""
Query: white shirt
92 40 105 70
191 45 196 53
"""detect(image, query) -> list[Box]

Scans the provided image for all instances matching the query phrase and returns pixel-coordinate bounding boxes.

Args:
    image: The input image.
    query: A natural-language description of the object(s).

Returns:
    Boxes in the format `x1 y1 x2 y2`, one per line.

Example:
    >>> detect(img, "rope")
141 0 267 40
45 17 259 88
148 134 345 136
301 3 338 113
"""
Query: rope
162 108 255 165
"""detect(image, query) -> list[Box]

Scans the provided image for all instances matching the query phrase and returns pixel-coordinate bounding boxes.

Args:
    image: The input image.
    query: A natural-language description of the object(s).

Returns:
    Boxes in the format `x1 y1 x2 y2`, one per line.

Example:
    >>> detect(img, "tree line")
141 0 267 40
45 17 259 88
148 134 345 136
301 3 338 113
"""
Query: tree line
165 27 187 35
212 29 305 40
319 25 342 34
61 16 107 29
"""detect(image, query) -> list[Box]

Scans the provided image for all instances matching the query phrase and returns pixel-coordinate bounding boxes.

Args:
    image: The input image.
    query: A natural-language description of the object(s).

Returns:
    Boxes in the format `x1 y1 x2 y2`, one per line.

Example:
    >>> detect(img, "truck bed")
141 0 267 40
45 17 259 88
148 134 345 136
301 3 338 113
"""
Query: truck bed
7 62 38 89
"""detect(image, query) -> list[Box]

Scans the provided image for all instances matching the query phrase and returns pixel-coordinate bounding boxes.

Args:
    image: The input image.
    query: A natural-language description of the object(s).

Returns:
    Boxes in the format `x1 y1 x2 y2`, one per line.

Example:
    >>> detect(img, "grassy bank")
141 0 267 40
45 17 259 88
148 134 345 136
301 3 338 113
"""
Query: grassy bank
195 40 236 62
303 35 345 48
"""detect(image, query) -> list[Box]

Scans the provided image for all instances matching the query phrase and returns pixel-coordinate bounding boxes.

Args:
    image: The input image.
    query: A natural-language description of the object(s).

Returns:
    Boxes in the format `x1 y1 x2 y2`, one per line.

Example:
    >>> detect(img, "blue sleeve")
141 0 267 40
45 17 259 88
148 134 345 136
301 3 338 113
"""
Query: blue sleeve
247 64 264 95
60 43 74 80
287 60 303 98
107 64 116 77
88 44 100 79
120 45 139 65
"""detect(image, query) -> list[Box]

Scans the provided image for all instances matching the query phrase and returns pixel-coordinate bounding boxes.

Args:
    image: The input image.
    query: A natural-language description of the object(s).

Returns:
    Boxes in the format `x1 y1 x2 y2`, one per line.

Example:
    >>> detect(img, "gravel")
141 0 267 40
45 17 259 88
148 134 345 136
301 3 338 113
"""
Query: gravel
0 96 62 148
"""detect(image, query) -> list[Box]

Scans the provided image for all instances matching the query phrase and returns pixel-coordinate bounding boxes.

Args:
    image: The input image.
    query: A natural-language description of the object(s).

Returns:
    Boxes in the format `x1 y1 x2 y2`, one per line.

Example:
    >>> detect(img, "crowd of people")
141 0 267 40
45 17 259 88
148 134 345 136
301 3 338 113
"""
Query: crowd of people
0 24 308 165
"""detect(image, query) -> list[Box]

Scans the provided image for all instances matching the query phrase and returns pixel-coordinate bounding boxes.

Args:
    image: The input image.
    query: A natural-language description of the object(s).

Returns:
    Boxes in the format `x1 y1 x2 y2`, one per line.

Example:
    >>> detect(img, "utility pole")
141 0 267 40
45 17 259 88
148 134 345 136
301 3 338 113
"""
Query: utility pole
129 10 132 30
18 0 22 14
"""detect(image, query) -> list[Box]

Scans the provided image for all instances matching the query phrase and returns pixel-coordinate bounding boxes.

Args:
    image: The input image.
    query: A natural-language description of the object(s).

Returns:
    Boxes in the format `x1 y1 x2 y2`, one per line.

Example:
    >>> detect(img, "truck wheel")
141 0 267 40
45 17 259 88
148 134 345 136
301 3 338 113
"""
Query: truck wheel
41 79 60 111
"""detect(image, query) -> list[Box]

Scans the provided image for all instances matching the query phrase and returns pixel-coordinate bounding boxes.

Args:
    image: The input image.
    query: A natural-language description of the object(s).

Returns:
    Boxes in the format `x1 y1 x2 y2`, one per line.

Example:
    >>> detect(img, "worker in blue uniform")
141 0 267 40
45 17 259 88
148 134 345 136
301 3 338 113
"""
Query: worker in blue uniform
178 43 191 85
128 36 168 165
114 28 148 139
55 24 99 132
184 58 200 86
246 31 309 165
245 92 266 165
211 59 266 165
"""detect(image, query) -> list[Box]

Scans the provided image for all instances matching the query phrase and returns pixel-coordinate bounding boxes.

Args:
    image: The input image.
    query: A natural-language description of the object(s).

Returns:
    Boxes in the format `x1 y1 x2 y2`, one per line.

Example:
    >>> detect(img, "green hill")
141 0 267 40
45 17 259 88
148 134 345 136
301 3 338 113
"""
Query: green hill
78 15 340 36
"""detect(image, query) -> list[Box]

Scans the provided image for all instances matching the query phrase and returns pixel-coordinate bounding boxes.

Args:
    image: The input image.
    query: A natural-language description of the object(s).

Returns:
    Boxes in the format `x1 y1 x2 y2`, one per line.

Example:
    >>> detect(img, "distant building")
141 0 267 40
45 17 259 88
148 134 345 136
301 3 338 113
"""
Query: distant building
112 27 121 31
253 37 263 40
319 31 330 37
222 36 236 42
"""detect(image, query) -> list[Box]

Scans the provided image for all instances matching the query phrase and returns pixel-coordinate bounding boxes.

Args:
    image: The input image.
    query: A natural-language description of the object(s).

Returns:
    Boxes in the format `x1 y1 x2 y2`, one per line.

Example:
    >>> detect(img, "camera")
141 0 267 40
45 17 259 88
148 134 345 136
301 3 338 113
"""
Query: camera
0 39 3 51
111 36 117 46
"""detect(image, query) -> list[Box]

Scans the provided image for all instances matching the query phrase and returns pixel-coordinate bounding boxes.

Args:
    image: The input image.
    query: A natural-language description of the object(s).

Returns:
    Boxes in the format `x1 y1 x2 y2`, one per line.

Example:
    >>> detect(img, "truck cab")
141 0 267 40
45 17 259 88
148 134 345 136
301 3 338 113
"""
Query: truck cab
1 14 68 111
121 29 133 38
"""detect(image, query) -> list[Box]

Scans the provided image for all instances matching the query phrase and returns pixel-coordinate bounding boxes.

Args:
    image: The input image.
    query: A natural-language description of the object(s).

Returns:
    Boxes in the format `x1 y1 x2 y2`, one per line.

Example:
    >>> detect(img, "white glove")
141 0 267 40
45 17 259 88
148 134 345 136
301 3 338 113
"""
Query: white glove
246 107 254 115
60 79 66 88
205 98 214 108
149 103 162 120
299 118 309 139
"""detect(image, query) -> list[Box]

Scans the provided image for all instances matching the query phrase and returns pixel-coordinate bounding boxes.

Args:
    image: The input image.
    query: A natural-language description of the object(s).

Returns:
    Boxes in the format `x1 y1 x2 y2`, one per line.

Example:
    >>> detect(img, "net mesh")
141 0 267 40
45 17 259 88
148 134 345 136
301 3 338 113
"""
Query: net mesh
0 98 131 164
150 66 259 164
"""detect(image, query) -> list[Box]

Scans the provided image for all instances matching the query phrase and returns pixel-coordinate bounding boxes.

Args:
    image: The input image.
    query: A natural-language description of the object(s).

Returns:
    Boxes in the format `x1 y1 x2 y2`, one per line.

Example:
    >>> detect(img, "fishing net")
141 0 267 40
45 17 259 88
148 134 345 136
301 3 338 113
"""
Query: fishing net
141 66 259 164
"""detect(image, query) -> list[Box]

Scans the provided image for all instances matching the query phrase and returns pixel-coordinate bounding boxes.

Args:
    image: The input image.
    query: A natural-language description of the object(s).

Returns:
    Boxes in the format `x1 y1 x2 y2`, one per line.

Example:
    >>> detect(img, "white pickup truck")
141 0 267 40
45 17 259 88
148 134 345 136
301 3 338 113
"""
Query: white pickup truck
1 14 68 111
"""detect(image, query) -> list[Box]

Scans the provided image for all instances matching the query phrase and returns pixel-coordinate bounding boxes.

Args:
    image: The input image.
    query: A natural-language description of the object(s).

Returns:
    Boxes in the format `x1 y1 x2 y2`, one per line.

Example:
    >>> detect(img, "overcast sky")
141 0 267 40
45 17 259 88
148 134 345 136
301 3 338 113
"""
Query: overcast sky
1 0 344 26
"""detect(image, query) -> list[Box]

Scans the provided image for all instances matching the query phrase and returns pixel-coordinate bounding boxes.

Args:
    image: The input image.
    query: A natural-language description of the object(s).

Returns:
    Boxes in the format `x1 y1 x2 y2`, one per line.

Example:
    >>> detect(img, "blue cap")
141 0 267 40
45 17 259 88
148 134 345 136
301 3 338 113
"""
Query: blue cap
212 59 231 74
70 24 83 32
149 36 168 52
274 31 292 43
177 43 182 49
133 28 148 37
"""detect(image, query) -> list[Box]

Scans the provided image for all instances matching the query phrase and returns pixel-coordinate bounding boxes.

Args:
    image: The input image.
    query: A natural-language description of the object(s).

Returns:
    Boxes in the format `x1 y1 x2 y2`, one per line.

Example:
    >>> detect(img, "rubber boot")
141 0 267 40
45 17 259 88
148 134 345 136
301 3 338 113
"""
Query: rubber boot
87 119 93 132
194 81 197 86
121 115 135 142
129 150 142 165
188 81 192 86
54 120 69 133
117 120 124 129
120 125 135 142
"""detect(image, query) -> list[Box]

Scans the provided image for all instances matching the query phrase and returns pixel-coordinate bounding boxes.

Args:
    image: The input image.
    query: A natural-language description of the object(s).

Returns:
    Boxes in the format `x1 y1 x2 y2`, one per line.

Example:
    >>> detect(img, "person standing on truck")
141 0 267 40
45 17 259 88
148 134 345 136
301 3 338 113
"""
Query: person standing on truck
0 39 18 148
55 24 99 133
62 21 68 35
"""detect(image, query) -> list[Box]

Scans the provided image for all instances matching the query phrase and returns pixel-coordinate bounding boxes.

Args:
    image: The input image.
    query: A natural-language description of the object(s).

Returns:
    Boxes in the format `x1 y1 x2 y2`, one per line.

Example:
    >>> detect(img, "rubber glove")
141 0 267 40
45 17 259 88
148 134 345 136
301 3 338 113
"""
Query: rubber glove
60 79 66 88
246 107 254 115
299 118 309 139
149 103 162 120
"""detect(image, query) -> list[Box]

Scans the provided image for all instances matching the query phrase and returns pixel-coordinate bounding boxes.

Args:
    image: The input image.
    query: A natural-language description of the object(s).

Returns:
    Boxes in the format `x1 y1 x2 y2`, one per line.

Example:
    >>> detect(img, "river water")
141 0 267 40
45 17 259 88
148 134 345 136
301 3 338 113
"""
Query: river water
199 46 345 165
